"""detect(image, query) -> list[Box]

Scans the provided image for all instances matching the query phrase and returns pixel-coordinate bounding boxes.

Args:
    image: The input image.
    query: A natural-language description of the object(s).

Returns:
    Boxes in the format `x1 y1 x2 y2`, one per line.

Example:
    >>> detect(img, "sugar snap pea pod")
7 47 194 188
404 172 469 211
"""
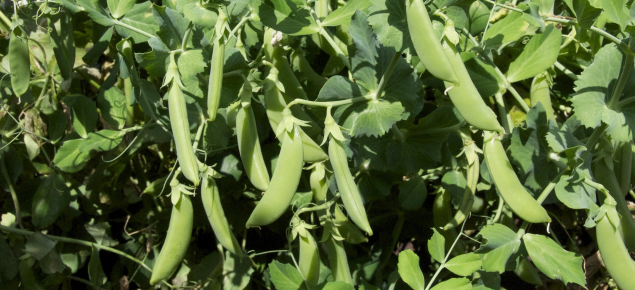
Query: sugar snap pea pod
483 132 551 223
20 257 45 290
236 81 270 191
433 188 464 254
530 72 556 122
9 27 30 96
201 173 243 257
207 10 227 121
616 142 632 197
595 199 635 290
310 162 331 202
168 82 200 186
333 205 369 244
264 74 328 162
299 230 320 288
150 191 193 285
443 43 504 133
514 257 543 285
291 49 327 91
594 159 635 252
245 127 304 227
325 236 353 284
406 0 459 84
444 135 479 230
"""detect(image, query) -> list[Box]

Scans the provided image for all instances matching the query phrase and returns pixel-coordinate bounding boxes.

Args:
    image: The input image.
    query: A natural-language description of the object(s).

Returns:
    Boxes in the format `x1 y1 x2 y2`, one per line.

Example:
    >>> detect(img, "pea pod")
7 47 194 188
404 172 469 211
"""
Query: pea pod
333 205 369 244
444 134 479 230
615 142 632 197
530 72 556 122
594 159 635 252
443 42 504 133
9 27 30 96
595 199 635 290
325 236 353 284
236 82 270 191
310 162 331 202
150 191 193 285
329 138 372 236
245 127 303 227
514 257 542 285
201 174 243 258
483 132 551 223
168 82 200 186
433 188 464 254
299 230 320 288
207 10 227 121
406 0 459 84
20 257 45 290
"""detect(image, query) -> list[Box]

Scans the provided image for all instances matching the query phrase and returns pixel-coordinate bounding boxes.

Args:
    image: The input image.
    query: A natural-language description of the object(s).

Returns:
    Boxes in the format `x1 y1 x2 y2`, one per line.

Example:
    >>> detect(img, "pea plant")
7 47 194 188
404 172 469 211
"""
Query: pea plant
1 0 635 289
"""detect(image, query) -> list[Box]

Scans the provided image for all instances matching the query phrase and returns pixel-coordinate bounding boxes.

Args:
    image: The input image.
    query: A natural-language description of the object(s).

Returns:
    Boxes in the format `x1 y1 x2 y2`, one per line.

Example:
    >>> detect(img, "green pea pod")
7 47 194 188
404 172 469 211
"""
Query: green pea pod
150 192 193 285
310 162 331 202
333 205 369 244
207 11 227 121
444 136 479 230
530 72 555 122
20 257 45 290
246 127 303 227
433 188 464 254
615 142 632 197
168 83 200 186
299 231 320 288
325 236 353 284
9 27 30 96
596 200 635 290
443 43 504 133
201 175 243 258
514 257 542 285
483 132 550 223
329 138 373 236
291 49 327 90
594 159 635 252
236 83 270 191
264 84 328 162
406 0 459 84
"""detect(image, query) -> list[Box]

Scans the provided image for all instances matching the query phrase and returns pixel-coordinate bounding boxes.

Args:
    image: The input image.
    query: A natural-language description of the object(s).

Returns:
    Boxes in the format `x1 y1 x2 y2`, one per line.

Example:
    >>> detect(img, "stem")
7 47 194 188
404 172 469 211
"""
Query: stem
617 95 635 107
544 17 630 52
516 170 568 238
0 225 152 272
318 26 349 67
425 220 469 290
506 85 530 113
0 10 11 31
181 22 194 52
391 124 405 143
608 53 634 109
124 78 134 127
34 74 51 109
0 160 23 229
490 197 505 225
619 142 632 196
286 94 373 111
494 92 512 134
554 61 579 81
229 15 250 38
294 194 340 216
376 51 402 99
585 123 608 152
114 20 156 39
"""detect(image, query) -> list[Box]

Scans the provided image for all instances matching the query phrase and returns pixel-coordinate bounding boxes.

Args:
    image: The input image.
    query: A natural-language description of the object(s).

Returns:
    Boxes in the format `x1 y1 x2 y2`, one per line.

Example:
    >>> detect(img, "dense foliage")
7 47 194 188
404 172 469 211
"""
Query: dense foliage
1 0 635 289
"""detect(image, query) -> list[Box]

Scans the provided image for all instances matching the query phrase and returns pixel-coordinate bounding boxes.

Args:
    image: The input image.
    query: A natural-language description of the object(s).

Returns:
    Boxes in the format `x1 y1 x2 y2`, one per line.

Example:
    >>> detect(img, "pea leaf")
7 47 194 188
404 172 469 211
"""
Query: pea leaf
523 233 586 286
349 10 379 90
268 261 304 290
258 0 320 35
0 237 18 281
63 94 98 139
339 100 404 137
183 2 218 28
49 11 75 80
32 173 70 228
25 233 57 260
589 0 629 30
99 87 127 130
323 0 372 27
76 0 115 26
107 0 135 18
483 12 539 50
476 224 521 273
53 139 92 172
82 130 125 152
85 222 119 246
445 253 483 276
117 2 160 43
88 247 107 286
153 5 189 50
571 43 635 142
398 176 427 210
506 25 562 83
177 49 207 79
224 252 254 289
428 228 445 263
83 23 113 66
467 0 491 35
430 278 472 290
398 250 425 290
136 37 171 78
563 0 602 29
463 52 506 97
368 0 410 52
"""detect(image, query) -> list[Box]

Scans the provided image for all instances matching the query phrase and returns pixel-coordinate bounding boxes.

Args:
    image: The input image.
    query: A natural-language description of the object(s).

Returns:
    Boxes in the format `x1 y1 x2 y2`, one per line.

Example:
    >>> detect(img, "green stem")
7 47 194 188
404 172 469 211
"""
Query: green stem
490 197 505 225
318 26 349 67
376 51 402 99
506 85 530 113
617 95 635 107
0 10 11 31
482 0 523 12
124 78 134 127
585 123 608 152
114 20 156 39
608 53 634 109
286 94 373 111
0 160 23 229
181 22 194 52
68 276 98 289
425 220 469 290
516 170 568 238
544 17 630 52
294 194 340 216
229 15 250 38
0 225 152 272
554 61 579 81
494 92 512 134
34 74 51 109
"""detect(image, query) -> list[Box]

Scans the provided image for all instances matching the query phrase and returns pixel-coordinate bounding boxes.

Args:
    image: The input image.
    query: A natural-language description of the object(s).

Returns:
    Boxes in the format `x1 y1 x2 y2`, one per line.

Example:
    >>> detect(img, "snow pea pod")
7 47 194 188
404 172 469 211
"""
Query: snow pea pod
530 72 555 122
596 199 635 290
207 10 227 121
594 159 635 252
325 236 353 284
444 43 504 133
168 82 200 186
245 127 303 227
9 27 30 96
406 0 459 84
236 82 270 191
444 135 479 230
150 192 193 285
299 231 320 288
329 138 373 236
433 188 464 254
201 174 243 257
483 132 551 223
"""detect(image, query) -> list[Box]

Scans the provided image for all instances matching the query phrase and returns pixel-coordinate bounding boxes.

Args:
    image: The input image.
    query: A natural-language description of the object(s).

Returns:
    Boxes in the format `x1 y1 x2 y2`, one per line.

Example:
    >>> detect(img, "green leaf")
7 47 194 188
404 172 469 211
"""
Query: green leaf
9 27 30 96
430 278 472 290
323 0 371 27
64 95 98 138
398 176 427 211
258 0 320 35
589 0 628 29
483 12 539 49
39 248 67 274
317 281 356 290
349 10 378 90
99 87 127 130
476 224 520 273
183 2 218 28
53 139 92 172
76 0 115 26
0 236 18 281
357 170 392 201
506 25 562 83
463 52 505 97
340 100 404 137
88 246 107 286
468 1 491 35
522 234 586 286
224 251 254 289
472 271 501 290
136 37 170 78
564 0 602 29
153 5 189 50
368 0 409 51
268 261 304 290
25 233 57 260
49 11 75 80
317 76 365 102
83 23 114 65
398 250 425 290
428 228 445 263
32 173 70 228
85 222 119 246
571 43 635 142
83 130 125 152
107 0 135 18
178 49 207 79
445 253 483 276
116 2 160 43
